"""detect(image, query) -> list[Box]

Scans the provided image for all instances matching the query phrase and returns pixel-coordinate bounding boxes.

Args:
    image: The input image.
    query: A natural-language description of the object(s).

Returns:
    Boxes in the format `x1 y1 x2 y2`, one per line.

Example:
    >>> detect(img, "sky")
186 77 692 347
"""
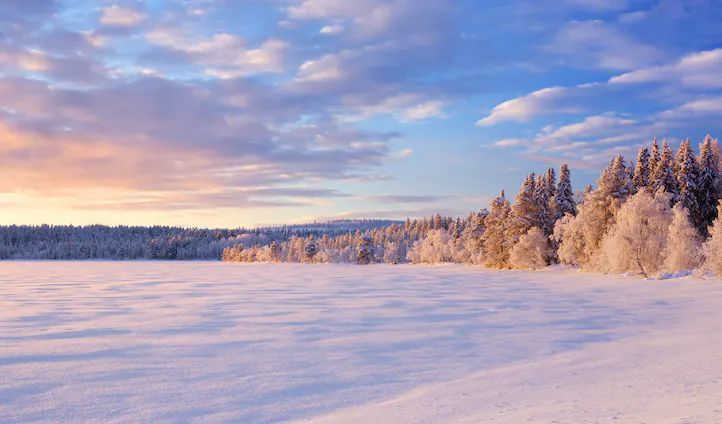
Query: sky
1 0 722 228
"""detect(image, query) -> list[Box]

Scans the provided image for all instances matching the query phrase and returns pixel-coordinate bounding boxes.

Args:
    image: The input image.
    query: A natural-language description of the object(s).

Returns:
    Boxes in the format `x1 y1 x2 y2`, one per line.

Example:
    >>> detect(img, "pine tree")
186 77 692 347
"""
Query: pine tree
304 238 318 260
597 154 632 209
357 235 374 264
510 173 539 240
535 174 553 235
554 163 577 219
649 138 660 176
542 167 556 233
482 191 512 268
651 140 678 199
632 147 650 191
675 139 701 230
697 134 720 233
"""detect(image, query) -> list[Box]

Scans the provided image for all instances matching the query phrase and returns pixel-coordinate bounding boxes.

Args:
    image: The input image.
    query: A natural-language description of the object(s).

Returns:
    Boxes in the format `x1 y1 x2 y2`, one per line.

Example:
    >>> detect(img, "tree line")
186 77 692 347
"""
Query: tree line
224 135 722 277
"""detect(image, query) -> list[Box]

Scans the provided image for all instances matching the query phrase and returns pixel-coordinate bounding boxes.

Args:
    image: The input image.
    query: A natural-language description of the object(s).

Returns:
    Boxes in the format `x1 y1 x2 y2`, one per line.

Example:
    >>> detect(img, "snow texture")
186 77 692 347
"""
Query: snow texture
1 262 721 423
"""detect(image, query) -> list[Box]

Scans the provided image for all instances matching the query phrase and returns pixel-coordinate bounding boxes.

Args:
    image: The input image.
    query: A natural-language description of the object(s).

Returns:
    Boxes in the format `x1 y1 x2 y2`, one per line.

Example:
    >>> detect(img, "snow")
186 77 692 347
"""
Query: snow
1 262 721 423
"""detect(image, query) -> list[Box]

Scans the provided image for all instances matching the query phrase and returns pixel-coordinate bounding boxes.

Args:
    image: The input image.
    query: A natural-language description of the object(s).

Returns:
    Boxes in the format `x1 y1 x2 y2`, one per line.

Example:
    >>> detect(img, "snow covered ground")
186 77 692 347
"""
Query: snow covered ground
1 262 721 423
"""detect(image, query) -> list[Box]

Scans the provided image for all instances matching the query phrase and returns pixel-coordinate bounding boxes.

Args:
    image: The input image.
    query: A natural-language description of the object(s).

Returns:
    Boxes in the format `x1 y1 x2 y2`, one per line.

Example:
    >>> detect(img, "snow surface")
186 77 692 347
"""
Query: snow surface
1 262 721 423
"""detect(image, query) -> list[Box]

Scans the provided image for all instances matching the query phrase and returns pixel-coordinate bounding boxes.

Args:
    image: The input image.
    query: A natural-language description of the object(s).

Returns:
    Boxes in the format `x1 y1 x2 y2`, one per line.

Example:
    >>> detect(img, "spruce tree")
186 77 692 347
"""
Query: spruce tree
554 163 577 219
597 155 632 207
535 173 553 235
632 147 650 191
649 138 660 176
697 134 720 233
482 191 512 268
675 139 702 230
651 141 678 200
511 173 539 239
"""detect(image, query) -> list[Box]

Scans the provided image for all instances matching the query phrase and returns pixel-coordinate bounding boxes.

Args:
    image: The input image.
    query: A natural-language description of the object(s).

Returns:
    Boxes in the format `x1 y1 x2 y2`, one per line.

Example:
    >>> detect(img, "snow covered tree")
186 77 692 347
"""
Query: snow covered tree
663 204 702 273
510 173 540 241
357 235 374 264
697 134 720 233
535 173 553 235
406 229 453 263
554 158 632 270
304 239 318 261
649 138 660 176
632 147 650 192
597 155 632 209
651 141 678 199
675 139 701 230
596 190 672 277
482 191 512 268
509 227 551 270
459 210 487 264
702 202 722 276
270 240 282 262
383 240 404 264
554 163 576 219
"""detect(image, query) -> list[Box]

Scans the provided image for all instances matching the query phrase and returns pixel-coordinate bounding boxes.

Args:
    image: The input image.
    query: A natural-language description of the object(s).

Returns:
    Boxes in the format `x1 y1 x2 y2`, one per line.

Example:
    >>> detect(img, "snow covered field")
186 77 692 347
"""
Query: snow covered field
1 262 721 423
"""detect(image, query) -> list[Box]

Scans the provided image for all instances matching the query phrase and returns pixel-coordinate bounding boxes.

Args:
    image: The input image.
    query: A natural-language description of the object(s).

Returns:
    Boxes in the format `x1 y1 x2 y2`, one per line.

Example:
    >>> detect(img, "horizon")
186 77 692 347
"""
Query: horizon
2 1 722 227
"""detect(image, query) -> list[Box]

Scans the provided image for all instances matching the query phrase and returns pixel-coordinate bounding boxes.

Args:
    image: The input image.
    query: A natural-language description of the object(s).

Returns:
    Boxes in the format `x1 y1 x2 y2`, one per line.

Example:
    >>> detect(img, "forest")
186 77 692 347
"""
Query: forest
224 135 722 277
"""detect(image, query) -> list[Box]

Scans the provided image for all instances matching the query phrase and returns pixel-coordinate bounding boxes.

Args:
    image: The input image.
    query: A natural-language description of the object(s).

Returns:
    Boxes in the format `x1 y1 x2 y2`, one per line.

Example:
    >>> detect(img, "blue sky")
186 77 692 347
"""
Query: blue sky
1 0 722 227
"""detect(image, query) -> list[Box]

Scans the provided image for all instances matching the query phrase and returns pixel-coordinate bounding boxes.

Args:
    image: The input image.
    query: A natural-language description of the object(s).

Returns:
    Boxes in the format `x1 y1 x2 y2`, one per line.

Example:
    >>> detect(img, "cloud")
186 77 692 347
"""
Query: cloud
296 54 343 82
546 20 663 70
492 138 524 148
146 29 287 77
610 48 722 88
362 194 450 204
100 4 147 27
477 86 584 126
564 0 629 11
320 24 343 35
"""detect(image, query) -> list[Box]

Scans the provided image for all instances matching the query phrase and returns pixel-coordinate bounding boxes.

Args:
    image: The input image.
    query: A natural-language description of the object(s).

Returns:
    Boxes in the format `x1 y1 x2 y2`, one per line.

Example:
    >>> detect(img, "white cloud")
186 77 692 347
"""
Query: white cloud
296 54 343 82
320 24 343 35
564 0 629 11
547 20 662 70
492 138 524 148
476 87 581 126
337 93 446 123
610 48 722 88
100 5 147 27
146 30 287 77
400 100 446 121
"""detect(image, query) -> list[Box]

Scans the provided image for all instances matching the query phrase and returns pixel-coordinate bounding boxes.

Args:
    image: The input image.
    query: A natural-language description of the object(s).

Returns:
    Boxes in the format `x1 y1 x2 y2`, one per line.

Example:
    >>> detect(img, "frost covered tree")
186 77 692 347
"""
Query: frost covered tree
697 134 720 233
482 191 512 268
383 241 405 264
554 163 576 219
675 139 701 230
406 229 453 263
460 210 487 264
357 235 374 264
537 169 556 235
554 157 631 269
304 239 318 261
509 227 551 270
702 202 722 276
663 204 702 273
598 155 632 208
510 173 539 240
649 138 660 175
651 141 678 199
596 190 672 277
632 147 650 192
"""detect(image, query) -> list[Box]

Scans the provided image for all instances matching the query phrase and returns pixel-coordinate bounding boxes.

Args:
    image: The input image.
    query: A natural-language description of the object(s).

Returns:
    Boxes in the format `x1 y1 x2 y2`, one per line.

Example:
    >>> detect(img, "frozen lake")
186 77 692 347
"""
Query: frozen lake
1 262 721 423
